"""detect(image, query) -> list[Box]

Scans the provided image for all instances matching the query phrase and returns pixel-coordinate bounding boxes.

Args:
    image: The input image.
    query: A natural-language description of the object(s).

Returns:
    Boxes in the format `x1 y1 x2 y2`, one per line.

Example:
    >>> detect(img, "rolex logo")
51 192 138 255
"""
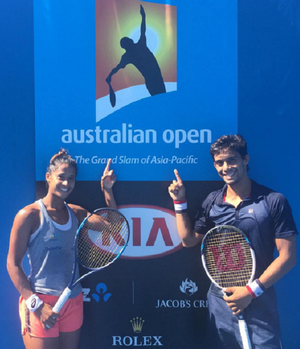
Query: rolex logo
130 317 145 333
112 317 163 346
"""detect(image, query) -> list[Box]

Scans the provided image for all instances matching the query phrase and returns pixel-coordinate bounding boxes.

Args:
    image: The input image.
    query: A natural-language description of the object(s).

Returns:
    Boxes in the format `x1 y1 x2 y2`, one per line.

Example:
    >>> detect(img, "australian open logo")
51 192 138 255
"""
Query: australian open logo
96 0 177 122
112 317 163 346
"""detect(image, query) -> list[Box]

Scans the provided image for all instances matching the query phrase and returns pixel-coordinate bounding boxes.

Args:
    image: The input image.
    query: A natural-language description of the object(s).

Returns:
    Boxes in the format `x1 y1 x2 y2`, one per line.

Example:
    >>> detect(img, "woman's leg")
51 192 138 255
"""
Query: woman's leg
23 333 60 349
59 328 81 349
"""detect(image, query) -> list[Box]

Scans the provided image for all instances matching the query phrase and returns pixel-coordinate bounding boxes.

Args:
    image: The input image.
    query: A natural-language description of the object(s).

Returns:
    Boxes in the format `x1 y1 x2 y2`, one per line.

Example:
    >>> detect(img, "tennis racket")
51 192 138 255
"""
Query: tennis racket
52 208 129 313
201 225 255 349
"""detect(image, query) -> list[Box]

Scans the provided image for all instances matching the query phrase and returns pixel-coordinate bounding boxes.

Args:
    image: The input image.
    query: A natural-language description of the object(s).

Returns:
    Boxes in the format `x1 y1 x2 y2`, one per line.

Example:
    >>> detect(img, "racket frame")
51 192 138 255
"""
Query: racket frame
52 208 129 313
200 225 256 349
201 225 256 290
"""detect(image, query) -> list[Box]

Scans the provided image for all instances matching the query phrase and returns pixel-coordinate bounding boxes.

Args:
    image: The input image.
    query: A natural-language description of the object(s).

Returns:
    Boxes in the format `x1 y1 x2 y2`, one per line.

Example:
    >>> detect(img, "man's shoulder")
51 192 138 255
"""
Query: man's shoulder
252 180 284 197
203 186 224 206
251 180 288 207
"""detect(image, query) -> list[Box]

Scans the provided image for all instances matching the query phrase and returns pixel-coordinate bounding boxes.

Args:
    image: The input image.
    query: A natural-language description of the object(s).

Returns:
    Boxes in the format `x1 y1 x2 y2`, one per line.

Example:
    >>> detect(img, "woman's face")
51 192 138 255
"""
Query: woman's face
46 163 76 199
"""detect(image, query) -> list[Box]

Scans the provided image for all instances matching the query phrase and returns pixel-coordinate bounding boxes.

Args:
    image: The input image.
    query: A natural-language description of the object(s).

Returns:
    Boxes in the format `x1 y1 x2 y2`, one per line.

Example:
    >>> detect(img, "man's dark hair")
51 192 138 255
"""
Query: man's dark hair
210 134 248 160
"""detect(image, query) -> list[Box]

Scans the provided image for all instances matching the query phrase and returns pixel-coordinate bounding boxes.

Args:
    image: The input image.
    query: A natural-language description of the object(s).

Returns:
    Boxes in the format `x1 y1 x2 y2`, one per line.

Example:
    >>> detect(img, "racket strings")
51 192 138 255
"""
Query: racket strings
76 210 129 269
78 227 124 268
203 229 254 288
78 225 125 268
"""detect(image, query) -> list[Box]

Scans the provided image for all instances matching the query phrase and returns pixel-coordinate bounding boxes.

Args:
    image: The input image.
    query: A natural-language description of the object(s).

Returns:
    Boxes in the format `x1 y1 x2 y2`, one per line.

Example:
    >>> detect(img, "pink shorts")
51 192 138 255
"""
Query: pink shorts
19 293 83 338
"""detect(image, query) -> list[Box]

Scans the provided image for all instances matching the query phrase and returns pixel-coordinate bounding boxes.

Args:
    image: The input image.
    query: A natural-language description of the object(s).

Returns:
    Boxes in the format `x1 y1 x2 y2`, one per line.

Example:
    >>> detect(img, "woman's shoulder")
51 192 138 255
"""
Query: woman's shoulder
12 201 41 234
18 201 40 215
66 203 88 224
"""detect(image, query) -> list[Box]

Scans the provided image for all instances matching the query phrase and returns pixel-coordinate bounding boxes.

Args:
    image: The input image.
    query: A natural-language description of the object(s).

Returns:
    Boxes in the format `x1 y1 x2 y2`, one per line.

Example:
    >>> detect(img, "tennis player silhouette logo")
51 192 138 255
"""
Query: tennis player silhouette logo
106 5 166 107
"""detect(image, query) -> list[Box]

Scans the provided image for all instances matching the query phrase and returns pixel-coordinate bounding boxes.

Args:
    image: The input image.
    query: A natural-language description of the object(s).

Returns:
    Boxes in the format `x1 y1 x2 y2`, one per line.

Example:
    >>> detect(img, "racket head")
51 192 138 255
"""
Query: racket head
201 225 256 289
75 208 129 270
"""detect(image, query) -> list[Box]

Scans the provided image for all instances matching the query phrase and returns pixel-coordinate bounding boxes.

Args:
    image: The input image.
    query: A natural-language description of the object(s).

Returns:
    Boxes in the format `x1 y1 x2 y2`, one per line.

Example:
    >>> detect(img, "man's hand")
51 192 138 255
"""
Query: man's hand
223 286 253 315
168 169 186 201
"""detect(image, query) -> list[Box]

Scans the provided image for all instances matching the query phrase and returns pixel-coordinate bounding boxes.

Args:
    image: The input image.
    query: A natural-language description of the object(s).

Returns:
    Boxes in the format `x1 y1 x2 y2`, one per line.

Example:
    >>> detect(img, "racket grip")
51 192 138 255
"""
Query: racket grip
238 318 252 349
52 287 72 313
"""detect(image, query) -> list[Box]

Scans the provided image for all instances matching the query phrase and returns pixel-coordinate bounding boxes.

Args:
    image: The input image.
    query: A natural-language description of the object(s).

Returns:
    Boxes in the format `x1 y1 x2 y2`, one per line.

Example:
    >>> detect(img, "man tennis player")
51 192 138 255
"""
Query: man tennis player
168 134 297 348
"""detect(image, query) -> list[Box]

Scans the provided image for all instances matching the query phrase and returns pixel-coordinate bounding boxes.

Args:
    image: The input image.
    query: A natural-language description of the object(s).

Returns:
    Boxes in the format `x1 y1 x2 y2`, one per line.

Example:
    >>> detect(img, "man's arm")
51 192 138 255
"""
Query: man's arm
259 235 297 287
168 169 204 247
224 235 297 315
174 212 203 247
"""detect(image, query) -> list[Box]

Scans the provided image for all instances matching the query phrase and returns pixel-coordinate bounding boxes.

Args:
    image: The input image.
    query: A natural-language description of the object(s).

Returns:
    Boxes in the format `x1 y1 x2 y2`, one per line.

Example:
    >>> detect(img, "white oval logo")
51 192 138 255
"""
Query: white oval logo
118 205 182 259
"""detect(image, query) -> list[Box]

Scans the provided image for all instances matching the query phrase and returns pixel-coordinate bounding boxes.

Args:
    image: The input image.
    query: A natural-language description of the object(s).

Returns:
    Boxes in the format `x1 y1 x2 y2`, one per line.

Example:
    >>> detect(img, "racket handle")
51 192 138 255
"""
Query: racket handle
238 317 252 349
52 287 72 313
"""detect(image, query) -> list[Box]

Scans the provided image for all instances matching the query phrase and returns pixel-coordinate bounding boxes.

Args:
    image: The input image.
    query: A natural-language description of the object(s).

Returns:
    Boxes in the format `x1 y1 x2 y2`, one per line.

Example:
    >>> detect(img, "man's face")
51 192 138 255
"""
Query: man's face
213 149 249 185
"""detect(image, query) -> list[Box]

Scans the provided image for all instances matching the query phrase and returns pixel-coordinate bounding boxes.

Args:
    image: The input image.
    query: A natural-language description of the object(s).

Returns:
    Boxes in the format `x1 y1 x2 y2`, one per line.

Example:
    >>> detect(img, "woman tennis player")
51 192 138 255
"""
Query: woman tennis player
7 149 117 349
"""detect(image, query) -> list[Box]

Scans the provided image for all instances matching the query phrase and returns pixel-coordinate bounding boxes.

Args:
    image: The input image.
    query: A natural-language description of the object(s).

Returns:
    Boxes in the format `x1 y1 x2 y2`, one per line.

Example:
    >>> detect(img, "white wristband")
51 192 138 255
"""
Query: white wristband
174 200 187 213
246 279 265 299
26 294 44 312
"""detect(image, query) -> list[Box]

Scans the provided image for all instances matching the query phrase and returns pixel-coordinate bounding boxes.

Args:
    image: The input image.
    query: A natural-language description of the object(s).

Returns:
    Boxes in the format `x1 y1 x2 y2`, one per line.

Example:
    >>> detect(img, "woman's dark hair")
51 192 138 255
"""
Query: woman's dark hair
46 148 77 176
210 134 248 160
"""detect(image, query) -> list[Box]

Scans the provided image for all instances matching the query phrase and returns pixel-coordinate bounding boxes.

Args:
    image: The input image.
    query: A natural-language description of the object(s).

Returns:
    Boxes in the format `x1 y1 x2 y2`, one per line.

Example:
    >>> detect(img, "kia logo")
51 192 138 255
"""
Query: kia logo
118 205 182 259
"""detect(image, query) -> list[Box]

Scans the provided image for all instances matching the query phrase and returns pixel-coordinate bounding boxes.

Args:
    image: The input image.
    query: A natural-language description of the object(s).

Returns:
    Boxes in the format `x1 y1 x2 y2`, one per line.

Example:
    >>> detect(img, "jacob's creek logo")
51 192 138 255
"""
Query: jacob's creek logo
118 206 182 259
112 317 163 346
155 279 208 309
179 278 198 296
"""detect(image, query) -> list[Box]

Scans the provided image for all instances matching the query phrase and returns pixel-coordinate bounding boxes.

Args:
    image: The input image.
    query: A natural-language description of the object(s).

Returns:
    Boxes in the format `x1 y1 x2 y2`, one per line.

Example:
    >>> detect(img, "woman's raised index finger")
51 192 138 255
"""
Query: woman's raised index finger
174 169 182 183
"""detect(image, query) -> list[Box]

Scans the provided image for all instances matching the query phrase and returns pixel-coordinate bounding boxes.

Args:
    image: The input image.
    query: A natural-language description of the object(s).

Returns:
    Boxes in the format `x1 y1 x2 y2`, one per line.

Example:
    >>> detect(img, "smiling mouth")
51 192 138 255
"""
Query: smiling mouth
59 187 69 193
222 170 235 179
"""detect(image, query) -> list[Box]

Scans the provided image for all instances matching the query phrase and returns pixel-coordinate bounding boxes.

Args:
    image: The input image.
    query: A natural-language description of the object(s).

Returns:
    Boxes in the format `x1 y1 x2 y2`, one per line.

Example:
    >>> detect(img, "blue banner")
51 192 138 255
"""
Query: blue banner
34 0 237 181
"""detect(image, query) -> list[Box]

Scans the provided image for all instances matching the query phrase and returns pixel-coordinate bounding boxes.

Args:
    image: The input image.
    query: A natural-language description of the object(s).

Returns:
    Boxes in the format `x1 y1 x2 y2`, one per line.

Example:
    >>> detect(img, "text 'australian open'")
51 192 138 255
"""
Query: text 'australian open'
61 123 212 149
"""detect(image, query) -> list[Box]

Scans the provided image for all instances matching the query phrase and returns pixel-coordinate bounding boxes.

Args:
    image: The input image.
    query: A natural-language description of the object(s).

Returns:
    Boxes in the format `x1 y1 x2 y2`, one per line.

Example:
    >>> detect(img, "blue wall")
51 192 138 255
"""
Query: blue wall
1 0 299 348
238 3 300 347
1 1 35 348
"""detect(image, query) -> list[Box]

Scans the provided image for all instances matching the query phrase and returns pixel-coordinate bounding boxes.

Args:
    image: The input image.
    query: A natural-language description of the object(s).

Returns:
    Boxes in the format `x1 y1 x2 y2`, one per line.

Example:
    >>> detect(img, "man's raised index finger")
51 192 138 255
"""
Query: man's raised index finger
104 158 112 173
174 169 182 184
